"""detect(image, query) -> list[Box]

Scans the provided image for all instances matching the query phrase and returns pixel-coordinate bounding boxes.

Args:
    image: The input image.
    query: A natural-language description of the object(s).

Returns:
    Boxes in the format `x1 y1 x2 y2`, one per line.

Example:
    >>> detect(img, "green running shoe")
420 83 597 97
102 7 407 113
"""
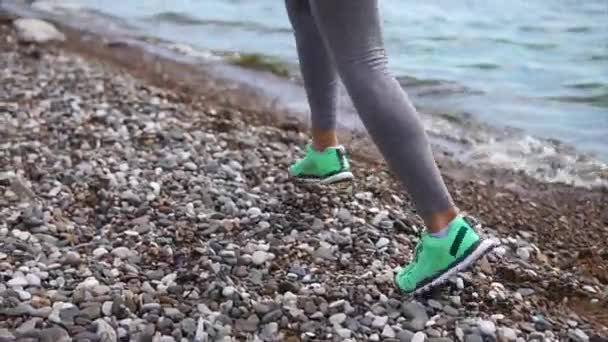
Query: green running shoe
395 216 498 295
289 144 354 184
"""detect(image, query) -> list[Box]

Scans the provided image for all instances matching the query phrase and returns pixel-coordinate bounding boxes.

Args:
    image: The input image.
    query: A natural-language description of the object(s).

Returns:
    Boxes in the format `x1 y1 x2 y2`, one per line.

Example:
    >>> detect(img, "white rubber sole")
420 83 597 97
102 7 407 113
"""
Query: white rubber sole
409 237 500 296
295 171 354 185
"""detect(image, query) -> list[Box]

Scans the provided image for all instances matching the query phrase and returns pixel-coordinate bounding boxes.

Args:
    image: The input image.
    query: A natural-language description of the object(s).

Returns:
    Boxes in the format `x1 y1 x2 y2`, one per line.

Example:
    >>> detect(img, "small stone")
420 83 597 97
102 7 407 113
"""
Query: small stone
478 320 496 336
498 327 517 342
465 333 483 342
427 329 442 338
582 285 597 294
247 207 262 217
567 320 578 328
184 162 198 171
80 304 102 320
443 306 459 316
313 246 335 260
412 332 427 342
181 318 197 336
17 317 41 334
64 251 82 265
399 330 415 342
534 316 552 332
60 305 80 324
0 329 14 339
382 325 396 338
93 285 111 296
427 300 443 310
93 247 109 258
376 238 390 249
517 288 535 296
111 247 133 259
102 302 113 316
568 329 589 342
252 251 271 265
402 301 429 331
450 296 462 308
372 315 389 329
260 322 279 341
455 327 464 342
456 278 465 290
337 208 352 223
330 313 347 326
336 328 352 339
8 276 28 288
236 314 259 333
95 318 117 342
163 307 185 321
26 273 42 287
41 327 71 342
262 309 283 323
13 18 66 43
222 286 236 297
516 247 530 261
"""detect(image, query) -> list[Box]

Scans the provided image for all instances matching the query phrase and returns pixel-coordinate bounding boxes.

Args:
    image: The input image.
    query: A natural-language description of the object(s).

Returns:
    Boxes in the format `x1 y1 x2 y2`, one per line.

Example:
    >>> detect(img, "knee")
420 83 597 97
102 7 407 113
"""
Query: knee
338 47 389 75
336 48 391 93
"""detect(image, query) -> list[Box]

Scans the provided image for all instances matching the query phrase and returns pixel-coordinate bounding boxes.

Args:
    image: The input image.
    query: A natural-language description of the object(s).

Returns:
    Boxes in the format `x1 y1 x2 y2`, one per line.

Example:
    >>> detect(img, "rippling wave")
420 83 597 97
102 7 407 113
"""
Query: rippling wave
144 11 292 34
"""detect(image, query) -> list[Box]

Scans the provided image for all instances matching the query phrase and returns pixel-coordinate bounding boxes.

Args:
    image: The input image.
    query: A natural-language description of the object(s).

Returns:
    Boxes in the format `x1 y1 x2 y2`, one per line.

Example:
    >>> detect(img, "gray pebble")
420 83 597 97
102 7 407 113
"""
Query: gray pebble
568 329 589 342
40 327 71 342
236 314 259 333
329 313 347 326
80 303 102 320
262 309 283 323
412 332 427 342
102 301 113 316
382 325 396 338
181 318 197 336
372 315 389 329
427 300 443 311
163 307 185 321
478 320 496 336
64 251 82 265
497 327 517 342
465 333 483 342
398 329 415 342
112 247 133 259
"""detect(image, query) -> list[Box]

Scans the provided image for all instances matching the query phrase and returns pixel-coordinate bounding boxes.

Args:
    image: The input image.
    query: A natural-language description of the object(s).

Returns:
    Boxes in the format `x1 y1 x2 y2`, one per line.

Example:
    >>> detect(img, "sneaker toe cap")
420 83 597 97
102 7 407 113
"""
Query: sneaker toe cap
394 267 416 292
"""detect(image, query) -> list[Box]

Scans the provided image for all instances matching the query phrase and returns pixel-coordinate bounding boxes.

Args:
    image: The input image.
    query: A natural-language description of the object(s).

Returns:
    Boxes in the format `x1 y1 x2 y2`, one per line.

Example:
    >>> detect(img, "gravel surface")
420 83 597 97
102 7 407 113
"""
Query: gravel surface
1 16 606 341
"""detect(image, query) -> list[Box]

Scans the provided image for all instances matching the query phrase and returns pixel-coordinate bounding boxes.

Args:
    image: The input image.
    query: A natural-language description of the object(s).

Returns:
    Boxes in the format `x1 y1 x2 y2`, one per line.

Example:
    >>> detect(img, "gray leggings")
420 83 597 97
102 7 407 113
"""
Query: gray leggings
285 0 454 217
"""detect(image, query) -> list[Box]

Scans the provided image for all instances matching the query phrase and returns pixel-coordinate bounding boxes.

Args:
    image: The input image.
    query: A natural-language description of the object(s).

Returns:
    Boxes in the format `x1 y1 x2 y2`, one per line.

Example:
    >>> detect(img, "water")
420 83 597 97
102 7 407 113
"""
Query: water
3 0 608 187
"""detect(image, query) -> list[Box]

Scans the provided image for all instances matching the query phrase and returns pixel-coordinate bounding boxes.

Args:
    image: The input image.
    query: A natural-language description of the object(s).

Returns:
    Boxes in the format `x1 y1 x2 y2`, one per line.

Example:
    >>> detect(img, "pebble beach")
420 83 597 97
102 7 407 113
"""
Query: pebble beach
1 13 607 342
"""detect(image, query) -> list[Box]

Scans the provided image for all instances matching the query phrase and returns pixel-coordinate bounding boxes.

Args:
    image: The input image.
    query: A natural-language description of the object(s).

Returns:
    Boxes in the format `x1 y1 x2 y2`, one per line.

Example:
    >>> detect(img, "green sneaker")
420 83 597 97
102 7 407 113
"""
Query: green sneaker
395 216 498 295
289 144 354 184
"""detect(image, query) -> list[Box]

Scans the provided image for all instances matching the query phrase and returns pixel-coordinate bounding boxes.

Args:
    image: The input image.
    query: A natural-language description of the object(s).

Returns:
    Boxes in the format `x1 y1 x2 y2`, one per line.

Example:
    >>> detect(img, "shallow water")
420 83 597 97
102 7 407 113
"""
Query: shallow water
3 0 607 188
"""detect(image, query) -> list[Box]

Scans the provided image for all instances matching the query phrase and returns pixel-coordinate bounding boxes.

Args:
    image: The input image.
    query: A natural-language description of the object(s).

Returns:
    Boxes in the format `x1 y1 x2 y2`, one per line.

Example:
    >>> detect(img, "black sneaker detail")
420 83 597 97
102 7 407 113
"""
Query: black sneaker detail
449 225 468 257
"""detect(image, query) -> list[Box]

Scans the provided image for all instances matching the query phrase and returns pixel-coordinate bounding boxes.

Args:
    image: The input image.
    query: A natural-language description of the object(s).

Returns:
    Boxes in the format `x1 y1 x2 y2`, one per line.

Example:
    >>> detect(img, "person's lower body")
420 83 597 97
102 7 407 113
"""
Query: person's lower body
285 0 497 295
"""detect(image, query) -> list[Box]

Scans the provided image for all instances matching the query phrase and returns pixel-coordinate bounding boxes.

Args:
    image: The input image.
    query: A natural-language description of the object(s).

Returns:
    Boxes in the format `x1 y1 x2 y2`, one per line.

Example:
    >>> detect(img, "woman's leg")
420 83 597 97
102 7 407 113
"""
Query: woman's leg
285 0 353 183
309 0 496 294
285 0 338 150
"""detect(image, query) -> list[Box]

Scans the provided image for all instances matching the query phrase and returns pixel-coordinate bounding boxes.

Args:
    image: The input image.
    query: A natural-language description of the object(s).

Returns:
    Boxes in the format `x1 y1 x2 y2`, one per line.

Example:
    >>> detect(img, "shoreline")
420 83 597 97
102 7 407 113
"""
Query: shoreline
1 11 607 340
2 0 608 190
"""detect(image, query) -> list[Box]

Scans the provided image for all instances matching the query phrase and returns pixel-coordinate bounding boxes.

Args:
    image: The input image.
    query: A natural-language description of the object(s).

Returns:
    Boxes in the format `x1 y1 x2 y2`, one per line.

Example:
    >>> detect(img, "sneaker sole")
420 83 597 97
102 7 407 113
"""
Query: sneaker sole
408 237 499 296
294 171 354 185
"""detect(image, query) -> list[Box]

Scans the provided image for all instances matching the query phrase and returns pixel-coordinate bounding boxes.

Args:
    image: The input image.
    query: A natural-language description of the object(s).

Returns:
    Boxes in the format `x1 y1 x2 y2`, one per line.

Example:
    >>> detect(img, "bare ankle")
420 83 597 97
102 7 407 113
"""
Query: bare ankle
312 128 338 152
424 207 459 233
